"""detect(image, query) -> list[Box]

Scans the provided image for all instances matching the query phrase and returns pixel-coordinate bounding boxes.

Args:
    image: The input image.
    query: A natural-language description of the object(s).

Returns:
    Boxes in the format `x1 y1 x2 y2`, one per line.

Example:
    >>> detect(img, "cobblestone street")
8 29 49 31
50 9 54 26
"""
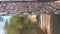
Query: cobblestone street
0 1 60 16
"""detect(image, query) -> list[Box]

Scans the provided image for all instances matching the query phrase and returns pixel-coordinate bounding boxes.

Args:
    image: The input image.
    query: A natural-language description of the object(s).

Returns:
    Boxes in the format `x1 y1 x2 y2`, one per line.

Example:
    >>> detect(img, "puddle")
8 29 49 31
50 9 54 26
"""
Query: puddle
0 16 11 34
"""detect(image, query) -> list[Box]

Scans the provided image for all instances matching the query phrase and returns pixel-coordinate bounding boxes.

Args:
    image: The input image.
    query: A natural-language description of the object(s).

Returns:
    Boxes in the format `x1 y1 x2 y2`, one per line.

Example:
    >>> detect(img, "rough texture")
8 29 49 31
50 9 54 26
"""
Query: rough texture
0 1 60 16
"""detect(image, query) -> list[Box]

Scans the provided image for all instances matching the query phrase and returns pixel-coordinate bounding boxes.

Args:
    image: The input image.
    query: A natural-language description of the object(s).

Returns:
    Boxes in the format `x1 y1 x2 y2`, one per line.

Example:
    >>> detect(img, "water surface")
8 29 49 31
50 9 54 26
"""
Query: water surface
0 16 11 34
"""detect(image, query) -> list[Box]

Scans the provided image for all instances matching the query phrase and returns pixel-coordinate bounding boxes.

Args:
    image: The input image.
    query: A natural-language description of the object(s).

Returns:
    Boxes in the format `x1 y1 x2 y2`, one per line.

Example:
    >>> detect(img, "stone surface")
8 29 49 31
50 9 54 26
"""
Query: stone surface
0 1 60 16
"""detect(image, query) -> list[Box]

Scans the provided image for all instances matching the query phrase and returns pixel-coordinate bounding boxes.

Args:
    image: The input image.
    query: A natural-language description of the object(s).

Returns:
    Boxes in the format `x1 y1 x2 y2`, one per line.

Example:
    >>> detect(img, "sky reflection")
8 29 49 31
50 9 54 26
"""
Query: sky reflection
0 16 11 34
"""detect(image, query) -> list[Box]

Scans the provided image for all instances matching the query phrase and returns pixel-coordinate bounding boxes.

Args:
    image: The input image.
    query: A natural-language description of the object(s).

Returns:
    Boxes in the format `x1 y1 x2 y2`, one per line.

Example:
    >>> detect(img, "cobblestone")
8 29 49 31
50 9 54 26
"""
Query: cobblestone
0 2 60 16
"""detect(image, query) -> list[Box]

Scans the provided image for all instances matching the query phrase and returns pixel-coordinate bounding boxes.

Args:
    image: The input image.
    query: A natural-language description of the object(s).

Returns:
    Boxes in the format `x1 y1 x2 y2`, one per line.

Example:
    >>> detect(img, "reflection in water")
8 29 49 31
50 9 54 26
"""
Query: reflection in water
4 15 48 34
0 16 11 34
0 16 3 22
